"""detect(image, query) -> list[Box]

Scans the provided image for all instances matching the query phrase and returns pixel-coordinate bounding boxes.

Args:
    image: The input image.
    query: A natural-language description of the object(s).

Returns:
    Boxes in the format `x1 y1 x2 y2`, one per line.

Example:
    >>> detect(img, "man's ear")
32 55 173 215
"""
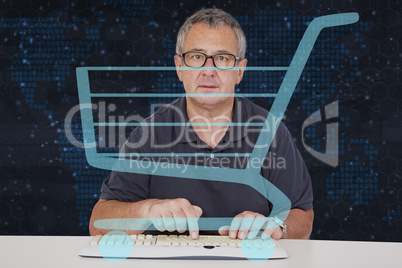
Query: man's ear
235 58 247 85
174 55 183 82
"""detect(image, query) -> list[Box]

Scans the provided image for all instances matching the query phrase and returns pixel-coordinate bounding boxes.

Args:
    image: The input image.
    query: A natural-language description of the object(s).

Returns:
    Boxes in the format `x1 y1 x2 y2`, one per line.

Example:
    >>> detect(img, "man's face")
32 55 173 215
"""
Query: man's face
174 23 247 109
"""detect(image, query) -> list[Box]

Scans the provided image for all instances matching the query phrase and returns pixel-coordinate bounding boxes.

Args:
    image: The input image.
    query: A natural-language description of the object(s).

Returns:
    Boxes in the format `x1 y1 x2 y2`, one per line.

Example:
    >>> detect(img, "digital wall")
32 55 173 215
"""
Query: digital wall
0 0 401 241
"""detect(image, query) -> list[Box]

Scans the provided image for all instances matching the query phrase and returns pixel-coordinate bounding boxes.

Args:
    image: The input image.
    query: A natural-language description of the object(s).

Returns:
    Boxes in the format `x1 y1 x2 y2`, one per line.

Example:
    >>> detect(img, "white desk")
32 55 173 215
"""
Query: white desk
0 236 401 268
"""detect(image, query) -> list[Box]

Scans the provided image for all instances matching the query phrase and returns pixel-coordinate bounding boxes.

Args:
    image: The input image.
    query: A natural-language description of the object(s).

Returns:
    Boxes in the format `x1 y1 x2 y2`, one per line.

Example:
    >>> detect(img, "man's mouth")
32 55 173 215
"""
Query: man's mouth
198 84 219 89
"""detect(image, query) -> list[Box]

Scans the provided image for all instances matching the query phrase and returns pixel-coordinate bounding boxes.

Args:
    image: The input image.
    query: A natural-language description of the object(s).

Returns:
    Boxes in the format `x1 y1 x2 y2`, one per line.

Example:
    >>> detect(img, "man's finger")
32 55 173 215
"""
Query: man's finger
182 205 200 239
261 228 275 240
162 216 176 232
247 216 268 239
218 225 230 236
172 210 187 233
229 217 242 239
238 215 255 240
192 205 203 217
152 216 165 232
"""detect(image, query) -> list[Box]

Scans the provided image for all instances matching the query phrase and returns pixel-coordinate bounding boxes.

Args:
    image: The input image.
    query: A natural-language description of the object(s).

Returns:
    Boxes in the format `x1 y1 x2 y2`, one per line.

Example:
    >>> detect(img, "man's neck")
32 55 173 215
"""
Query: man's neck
186 97 234 122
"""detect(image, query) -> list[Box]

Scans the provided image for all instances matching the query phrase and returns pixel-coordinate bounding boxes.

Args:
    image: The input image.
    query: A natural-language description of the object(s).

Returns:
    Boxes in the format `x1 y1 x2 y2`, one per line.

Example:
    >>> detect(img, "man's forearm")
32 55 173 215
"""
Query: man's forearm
284 208 314 239
89 198 155 236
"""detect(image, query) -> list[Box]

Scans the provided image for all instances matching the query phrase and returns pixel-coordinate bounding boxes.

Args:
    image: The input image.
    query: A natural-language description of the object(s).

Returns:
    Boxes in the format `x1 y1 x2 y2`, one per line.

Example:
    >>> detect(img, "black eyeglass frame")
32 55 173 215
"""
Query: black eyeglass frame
179 51 241 69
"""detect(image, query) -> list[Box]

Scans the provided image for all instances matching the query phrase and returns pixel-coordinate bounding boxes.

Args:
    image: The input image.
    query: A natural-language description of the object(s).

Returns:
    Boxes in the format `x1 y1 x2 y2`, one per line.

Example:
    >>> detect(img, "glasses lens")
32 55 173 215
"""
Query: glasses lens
213 54 236 69
184 52 205 68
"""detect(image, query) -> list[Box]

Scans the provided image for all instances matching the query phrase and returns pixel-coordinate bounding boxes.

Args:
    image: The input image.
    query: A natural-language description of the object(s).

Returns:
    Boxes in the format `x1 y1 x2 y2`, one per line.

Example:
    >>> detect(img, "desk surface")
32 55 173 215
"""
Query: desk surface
0 236 401 268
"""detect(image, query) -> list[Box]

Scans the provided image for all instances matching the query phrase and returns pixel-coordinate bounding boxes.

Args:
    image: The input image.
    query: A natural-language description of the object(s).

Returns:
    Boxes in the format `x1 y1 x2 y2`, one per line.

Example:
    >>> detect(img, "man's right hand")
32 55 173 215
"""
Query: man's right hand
146 198 203 239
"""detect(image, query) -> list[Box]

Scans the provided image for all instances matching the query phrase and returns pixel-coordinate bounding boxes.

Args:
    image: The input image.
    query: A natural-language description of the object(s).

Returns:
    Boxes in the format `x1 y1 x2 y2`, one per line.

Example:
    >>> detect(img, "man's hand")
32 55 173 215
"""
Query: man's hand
146 198 203 239
218 211 283 240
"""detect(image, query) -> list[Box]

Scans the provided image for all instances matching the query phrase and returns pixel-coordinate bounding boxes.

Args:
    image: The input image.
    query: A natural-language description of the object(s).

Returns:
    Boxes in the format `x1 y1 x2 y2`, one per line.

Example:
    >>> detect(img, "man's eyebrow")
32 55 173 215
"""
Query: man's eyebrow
189 48 234 54
215 49 233 54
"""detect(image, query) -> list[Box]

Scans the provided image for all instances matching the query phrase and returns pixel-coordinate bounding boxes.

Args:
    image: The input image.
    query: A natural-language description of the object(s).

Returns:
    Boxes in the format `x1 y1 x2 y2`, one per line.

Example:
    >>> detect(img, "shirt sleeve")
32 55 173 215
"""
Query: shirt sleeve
262 122 313 211
100 127 151 202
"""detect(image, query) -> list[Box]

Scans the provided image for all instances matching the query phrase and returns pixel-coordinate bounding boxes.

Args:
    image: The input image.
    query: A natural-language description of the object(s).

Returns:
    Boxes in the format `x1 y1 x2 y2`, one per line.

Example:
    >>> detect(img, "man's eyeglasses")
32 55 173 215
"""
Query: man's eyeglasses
180 51 240 70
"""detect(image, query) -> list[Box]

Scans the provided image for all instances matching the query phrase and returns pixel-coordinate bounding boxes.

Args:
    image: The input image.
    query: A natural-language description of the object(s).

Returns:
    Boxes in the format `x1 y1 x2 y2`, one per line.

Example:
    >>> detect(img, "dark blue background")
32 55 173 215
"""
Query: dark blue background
0 0 401 241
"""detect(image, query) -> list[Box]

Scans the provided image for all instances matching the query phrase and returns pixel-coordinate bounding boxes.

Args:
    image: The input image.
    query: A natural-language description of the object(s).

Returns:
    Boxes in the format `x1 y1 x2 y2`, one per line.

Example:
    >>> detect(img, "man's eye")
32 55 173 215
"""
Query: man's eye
218 56 228 61
192 55 202 60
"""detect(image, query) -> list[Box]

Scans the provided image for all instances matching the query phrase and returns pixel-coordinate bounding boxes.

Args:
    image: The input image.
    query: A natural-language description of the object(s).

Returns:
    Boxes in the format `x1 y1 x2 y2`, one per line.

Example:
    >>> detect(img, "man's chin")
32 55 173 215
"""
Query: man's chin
189 96 229 108
198 87 220 93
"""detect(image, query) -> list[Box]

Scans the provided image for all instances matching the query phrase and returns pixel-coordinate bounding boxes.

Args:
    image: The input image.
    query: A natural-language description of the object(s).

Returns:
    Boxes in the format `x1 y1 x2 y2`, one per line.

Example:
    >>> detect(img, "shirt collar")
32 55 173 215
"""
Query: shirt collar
173 97 247 144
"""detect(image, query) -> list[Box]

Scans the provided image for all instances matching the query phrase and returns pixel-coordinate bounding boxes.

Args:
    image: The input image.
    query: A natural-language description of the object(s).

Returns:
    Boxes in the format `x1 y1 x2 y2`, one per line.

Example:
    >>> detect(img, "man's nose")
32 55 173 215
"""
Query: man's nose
204 57 215 67
202 57 216 75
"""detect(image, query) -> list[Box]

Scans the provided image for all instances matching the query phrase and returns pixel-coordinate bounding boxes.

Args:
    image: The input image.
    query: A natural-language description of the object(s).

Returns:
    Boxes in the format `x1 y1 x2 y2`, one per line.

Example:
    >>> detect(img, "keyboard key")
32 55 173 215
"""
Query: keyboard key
90 235 102 245
135 240 144 246
115 235 126 245
156 235 172 246
144 236 153 246
99 235 110 246
107 235 119 245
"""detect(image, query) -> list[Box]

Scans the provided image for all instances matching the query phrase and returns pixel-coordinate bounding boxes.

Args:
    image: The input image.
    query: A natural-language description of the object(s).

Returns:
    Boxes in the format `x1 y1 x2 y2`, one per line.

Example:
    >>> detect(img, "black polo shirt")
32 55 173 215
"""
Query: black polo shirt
100 97 313 221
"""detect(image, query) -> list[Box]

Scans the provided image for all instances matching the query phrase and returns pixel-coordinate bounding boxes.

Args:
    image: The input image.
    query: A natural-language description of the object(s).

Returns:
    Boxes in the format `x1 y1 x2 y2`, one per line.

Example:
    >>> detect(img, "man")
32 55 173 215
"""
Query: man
89 8 313 240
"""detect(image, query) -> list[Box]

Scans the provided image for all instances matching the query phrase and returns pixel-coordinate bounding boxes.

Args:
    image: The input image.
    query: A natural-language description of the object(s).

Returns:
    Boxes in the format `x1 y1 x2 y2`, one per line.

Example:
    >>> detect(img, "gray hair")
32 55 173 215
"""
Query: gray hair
176 8 247 59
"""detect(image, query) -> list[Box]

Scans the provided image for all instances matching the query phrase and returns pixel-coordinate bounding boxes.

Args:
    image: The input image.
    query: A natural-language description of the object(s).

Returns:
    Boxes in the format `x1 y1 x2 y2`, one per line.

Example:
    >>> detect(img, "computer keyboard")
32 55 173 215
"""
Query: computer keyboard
79 234 288 260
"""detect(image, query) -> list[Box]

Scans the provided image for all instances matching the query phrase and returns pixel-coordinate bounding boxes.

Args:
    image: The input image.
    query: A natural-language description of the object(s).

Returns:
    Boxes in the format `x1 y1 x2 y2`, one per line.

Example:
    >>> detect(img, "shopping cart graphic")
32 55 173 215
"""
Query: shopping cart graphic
76 13 359 233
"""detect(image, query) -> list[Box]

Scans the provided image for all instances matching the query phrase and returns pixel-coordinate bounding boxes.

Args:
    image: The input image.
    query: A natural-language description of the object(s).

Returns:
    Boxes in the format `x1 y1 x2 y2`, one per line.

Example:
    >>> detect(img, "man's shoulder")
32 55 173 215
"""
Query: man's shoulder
237 97 269 118
238 96 289 134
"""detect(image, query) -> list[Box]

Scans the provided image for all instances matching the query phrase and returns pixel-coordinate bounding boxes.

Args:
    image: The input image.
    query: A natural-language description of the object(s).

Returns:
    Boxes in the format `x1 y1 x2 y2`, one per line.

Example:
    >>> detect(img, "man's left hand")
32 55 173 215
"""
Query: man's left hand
218 211 283 240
